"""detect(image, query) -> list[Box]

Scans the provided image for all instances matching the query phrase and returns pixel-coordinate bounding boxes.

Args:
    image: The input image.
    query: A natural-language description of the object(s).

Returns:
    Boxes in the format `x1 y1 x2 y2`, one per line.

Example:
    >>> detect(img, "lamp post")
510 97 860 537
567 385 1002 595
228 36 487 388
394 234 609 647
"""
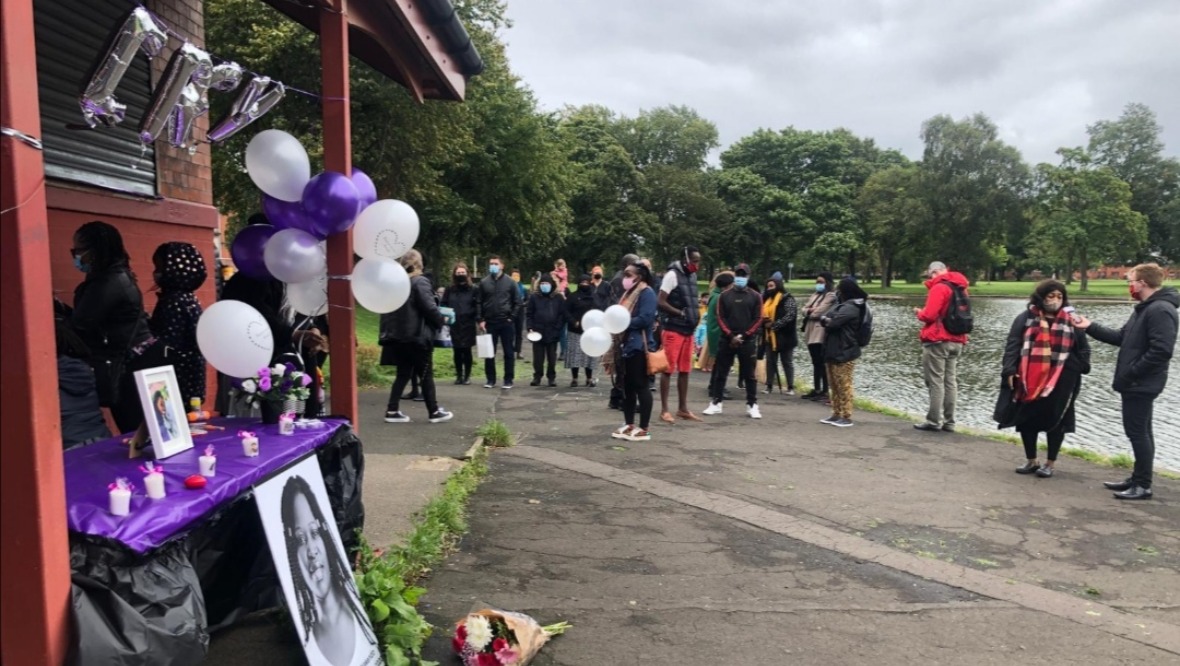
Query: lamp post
788 262 794 283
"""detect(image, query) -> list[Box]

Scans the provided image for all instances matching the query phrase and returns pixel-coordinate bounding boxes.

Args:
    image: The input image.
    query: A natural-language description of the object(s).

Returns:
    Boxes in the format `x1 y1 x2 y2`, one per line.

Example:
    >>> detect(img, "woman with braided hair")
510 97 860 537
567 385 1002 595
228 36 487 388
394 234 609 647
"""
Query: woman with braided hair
280 475 377 665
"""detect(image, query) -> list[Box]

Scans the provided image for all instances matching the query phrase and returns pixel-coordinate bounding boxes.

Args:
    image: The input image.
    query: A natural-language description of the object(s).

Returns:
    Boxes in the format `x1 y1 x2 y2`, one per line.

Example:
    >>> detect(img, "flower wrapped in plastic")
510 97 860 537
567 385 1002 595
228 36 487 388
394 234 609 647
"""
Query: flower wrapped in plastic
452 609 569 666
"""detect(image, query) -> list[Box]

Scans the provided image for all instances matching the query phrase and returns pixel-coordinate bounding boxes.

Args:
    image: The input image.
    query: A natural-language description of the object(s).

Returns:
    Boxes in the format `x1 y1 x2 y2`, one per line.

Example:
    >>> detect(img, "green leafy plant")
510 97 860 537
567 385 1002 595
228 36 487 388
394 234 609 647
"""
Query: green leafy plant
354 446 489 665
476 419 513 447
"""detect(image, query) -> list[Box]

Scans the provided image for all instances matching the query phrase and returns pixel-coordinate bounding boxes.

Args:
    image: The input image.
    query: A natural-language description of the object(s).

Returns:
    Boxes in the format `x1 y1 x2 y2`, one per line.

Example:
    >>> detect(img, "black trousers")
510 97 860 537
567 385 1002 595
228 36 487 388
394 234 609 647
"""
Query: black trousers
386 342 437 414
1122 394 1155 488
532 342 557 380
622 353 652 429
1020 429 1065 461
513 310 526 357
808 343 827 393
484 319 516 383
452 346 473 379
710 339 757 405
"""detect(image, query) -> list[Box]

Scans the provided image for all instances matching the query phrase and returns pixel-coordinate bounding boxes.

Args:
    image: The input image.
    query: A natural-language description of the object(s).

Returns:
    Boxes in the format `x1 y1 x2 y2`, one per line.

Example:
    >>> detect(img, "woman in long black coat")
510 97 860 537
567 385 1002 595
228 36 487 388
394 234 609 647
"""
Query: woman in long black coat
996 280 1091 478
441 262 477 385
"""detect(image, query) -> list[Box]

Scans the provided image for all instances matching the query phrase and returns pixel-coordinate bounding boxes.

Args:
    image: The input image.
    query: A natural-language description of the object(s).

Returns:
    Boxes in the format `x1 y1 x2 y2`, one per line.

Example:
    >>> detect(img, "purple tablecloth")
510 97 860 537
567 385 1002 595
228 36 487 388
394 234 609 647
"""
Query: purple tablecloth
66 418 347 554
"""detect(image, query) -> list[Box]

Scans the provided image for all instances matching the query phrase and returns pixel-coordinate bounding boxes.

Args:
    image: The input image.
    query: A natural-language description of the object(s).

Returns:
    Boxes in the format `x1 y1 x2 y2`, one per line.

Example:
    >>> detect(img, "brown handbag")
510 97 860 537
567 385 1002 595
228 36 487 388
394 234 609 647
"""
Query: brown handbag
643 329 669 375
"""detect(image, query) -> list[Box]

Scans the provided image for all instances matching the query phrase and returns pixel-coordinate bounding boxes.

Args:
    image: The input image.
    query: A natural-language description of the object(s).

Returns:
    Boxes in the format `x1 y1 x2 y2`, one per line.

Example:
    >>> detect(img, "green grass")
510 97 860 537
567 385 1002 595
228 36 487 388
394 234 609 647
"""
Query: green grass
354 307 457 388
475 418 513 447
858 278 1131 299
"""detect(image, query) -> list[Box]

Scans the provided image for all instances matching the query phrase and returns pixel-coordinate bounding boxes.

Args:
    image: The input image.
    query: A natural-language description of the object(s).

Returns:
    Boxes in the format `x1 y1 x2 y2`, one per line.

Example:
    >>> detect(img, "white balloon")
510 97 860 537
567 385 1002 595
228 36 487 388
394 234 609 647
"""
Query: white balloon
603 304 632 334
581 309 605 331
352 199 420 261
197 300 274 378
264 228 325 284
245 129 310 202
579 327 612 357
287 272 328 317
351 258 411 314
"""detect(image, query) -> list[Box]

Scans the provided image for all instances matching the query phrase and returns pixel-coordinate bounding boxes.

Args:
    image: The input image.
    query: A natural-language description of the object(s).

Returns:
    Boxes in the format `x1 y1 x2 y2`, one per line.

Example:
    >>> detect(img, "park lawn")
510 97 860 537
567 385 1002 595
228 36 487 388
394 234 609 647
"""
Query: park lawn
857 278 1130 299
353 307 457 387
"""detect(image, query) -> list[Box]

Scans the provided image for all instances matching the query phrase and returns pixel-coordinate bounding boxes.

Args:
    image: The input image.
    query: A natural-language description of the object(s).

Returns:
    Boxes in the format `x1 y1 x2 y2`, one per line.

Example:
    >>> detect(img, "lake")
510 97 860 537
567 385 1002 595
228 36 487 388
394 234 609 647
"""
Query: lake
844 297 1178 471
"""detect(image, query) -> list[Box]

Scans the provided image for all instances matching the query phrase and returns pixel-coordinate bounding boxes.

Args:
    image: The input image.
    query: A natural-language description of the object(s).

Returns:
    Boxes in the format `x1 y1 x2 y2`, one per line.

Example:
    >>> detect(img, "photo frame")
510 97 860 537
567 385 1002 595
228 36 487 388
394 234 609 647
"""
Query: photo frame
254 456 380 666
132 365 194 459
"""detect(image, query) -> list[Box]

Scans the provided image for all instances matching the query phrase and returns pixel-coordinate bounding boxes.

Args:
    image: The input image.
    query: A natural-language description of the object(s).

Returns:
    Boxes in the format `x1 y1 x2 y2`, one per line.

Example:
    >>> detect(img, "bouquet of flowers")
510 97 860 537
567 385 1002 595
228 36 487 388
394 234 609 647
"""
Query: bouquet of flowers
452 610 570 665
234 362 312 406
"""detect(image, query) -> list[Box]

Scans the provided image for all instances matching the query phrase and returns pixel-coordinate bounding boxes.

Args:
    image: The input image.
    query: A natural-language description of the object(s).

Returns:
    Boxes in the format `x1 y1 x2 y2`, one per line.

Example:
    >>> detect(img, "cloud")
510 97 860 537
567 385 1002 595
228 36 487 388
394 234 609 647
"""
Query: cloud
502 0 1180 164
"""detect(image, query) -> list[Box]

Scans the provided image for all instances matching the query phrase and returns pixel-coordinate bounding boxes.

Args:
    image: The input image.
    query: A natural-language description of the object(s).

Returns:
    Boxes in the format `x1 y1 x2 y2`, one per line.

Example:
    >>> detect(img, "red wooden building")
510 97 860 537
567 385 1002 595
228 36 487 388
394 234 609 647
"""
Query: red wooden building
0 0 480 662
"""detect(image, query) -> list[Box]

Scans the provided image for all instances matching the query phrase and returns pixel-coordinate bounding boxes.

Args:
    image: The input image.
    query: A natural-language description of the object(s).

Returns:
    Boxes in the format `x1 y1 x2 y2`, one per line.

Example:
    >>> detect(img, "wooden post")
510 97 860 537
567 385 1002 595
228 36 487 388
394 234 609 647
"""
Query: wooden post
320 0 358 428
0 0 72 662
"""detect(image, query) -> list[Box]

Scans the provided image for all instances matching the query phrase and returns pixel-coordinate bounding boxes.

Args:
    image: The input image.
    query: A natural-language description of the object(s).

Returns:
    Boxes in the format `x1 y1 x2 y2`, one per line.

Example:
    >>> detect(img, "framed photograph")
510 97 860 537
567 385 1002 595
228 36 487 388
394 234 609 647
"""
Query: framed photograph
254 456 381 666
133 365 194 459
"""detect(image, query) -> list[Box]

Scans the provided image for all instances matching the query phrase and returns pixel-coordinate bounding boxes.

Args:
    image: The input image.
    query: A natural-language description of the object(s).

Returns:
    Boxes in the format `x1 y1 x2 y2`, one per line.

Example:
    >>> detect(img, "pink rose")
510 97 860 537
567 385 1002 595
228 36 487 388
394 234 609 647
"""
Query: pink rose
494 647 519 665
300 373 312 387
258 374 272 391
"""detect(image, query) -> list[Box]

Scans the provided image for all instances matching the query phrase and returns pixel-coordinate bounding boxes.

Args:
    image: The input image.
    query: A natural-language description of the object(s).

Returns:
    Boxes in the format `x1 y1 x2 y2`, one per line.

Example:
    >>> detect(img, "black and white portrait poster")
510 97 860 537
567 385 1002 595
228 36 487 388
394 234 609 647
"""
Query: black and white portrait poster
254 456 382 666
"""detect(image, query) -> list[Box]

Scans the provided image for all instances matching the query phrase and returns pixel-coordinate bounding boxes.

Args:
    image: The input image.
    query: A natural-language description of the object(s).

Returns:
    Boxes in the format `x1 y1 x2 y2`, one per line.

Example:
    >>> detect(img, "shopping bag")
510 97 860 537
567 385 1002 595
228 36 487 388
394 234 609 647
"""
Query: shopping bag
476 333 495 359
696 338 712 371
434 325 453 348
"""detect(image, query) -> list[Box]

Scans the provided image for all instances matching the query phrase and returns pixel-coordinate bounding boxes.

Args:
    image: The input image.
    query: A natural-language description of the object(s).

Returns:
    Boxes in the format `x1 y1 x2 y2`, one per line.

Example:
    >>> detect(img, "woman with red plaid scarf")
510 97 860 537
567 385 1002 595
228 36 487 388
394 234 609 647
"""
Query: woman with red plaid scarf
995 281 1091 477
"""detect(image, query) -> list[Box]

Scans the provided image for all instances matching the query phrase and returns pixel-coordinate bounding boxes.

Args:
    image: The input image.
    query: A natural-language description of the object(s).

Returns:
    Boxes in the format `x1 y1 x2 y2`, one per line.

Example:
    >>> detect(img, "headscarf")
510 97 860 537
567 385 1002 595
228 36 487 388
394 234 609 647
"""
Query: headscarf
153 242 207 293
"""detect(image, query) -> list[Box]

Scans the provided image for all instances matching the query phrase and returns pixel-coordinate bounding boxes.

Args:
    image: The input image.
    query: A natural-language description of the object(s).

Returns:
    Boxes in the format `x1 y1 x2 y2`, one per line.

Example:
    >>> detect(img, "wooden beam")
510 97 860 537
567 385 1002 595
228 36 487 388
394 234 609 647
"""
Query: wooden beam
320 0 359 429
0 0 72 663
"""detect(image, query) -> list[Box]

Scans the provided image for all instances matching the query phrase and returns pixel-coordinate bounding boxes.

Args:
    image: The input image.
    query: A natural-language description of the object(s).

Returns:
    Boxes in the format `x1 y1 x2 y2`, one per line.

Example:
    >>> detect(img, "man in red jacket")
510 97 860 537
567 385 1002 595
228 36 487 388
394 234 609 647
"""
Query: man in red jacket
913 261 970 432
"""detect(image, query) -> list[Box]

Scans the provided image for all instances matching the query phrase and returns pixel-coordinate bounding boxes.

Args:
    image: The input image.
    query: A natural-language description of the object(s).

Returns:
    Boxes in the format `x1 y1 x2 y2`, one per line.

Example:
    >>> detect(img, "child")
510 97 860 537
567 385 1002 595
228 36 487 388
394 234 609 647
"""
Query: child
150 242 207 410
527 273 566 386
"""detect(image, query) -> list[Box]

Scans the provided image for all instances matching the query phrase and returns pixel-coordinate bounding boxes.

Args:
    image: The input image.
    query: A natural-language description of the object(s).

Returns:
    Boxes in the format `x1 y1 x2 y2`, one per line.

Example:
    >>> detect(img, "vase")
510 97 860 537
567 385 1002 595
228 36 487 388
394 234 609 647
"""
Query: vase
259 399 284 425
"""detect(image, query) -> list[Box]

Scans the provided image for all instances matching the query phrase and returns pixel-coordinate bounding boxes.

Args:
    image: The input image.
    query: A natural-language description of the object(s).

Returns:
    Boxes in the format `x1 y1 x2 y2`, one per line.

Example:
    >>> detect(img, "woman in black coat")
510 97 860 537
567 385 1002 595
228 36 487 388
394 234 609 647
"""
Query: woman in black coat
441 262 477 385
996 280 1091 478
63 221 166 433
526 273 566 386
564 274 601 387
379 250 452 424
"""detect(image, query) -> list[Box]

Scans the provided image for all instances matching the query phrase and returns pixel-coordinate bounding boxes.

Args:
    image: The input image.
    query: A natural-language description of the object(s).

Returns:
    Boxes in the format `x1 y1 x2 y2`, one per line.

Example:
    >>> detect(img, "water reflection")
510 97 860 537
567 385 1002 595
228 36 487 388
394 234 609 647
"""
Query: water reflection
851 297 1178 470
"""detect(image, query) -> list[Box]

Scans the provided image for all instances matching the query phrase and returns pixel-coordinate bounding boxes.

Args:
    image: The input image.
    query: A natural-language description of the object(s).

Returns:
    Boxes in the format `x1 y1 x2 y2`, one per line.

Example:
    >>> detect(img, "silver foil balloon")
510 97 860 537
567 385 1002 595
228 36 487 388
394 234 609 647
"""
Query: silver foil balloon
166 61 244 150
139 43 211 147
79 7 168 128
207 75 286 143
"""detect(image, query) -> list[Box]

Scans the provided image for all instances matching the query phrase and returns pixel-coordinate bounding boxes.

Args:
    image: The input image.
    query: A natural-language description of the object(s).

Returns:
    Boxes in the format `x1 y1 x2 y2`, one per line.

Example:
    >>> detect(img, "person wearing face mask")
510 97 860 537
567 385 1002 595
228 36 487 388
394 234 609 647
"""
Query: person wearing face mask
1073 263 1178 500
606 262 659 441
475 255 522 388
61 221 166 434
591 265 612 310
565 274 601 387
526 273 565 386
800 272 837 400
703 263 764 419
761 273 798 395
996 280 1091 479
818 278 870 428
442 262 477 385
657 246 704 423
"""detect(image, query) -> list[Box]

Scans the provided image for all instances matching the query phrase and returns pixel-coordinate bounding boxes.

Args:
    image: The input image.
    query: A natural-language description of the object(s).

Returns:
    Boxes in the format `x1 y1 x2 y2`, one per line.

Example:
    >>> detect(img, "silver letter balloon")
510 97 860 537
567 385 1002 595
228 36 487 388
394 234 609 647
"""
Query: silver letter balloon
79 7 168 128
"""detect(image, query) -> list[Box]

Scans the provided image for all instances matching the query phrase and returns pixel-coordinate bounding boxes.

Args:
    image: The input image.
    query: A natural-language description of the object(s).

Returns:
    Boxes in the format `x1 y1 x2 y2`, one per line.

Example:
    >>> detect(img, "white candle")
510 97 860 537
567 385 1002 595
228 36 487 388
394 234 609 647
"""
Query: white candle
279 413 296 436
109 488 131 516
199 455 216 477
241 435 259 457
144 472 166 499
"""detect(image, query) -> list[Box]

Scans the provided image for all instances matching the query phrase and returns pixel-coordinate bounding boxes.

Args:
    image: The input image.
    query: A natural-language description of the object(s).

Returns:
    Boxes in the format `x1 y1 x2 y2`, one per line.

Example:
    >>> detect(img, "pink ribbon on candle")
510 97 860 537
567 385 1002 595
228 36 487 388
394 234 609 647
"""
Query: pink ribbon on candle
139 462 163 475
204 444 216 457
109 478 134 492
238 430 256 439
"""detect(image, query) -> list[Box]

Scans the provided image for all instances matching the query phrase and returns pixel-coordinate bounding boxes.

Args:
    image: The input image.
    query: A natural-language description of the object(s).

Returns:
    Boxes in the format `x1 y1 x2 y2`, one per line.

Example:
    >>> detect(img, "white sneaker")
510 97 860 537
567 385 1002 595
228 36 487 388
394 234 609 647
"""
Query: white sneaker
747 404 762 419
785 389 795 396
702 401 723 416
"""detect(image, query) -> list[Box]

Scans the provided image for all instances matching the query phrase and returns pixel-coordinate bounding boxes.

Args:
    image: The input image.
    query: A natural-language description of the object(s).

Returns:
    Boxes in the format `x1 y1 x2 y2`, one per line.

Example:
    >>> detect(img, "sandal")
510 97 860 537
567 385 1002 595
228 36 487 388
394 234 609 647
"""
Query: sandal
611 425 634 440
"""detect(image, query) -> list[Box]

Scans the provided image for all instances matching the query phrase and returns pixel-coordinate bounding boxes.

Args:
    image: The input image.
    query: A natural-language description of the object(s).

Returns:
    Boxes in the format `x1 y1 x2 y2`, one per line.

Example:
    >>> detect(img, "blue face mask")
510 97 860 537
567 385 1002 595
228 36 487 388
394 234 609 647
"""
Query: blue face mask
540 283 552 294
815 283 825 293
489 264 501 275
73 255 90 273
734 276 749 289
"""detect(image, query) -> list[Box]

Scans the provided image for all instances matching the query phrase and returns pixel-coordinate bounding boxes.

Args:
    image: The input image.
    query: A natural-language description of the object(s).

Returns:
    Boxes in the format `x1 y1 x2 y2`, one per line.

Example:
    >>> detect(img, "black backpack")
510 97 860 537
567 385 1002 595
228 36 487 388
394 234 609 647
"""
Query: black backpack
856 302 874 347
942 283 974 335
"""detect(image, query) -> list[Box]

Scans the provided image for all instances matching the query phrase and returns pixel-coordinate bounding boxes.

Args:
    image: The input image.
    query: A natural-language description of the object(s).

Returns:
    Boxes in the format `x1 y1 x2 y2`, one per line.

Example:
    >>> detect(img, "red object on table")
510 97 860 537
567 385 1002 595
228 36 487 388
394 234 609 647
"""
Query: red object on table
184 475 207 490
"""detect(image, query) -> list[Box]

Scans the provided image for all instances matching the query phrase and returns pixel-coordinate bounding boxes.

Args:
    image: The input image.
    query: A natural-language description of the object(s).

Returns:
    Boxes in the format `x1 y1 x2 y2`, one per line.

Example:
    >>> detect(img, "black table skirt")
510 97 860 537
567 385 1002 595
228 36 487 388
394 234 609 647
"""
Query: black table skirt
67 424 365 666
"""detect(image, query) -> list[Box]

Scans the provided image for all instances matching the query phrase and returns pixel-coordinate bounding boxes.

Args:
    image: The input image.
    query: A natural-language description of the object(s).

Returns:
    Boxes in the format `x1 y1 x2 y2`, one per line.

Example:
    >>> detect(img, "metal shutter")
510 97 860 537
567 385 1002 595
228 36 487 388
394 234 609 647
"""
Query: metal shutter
34 0 157 196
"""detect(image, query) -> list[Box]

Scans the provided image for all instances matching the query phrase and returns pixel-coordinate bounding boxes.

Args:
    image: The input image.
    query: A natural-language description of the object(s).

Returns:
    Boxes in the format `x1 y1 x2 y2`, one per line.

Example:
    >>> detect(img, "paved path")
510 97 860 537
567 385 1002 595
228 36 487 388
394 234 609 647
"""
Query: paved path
416 379 1178 664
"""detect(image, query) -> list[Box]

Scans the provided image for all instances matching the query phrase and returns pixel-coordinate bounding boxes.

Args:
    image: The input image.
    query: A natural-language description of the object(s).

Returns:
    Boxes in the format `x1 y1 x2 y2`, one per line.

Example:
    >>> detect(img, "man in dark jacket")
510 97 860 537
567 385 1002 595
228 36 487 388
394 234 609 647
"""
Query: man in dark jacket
703 263 764 419
379 250 453 424
475 255 521 388
1075 263 1178 500
657 246 703 423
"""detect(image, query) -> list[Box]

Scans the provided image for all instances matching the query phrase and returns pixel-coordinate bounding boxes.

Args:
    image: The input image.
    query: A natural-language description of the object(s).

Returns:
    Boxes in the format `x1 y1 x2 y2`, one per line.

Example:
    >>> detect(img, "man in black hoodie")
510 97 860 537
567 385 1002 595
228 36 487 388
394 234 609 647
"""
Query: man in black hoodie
703 263 764 419
1075 263 1178 500
475 255 522 388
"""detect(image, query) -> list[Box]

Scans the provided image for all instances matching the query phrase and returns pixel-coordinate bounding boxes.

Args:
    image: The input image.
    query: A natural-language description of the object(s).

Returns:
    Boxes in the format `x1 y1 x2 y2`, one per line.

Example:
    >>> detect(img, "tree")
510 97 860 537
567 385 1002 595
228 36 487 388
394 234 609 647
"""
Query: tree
858 165 928 287
917 114 1030 281
1087 103 1180 262
714 167 804 274
1029 148 1148 291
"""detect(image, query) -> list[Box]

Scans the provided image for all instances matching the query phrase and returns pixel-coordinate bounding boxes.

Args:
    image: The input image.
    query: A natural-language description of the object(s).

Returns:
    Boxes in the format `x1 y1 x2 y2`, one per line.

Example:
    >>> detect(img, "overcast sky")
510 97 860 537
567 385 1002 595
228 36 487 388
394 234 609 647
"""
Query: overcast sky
499 0 1180 165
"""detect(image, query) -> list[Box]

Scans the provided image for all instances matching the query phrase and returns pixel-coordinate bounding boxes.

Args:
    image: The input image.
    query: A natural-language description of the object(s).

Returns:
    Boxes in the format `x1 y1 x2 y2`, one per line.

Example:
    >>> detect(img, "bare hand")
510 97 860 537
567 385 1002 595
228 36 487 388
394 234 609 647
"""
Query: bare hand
1007 375 1017 390
913 307 922 317
1072 315 1092 330
478 321 487 333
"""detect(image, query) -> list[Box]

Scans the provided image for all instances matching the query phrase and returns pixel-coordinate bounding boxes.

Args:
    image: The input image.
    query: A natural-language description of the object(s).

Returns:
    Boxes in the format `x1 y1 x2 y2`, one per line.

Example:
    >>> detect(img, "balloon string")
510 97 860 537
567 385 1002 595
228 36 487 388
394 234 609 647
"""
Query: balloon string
134 3 345 101
0 175 46 218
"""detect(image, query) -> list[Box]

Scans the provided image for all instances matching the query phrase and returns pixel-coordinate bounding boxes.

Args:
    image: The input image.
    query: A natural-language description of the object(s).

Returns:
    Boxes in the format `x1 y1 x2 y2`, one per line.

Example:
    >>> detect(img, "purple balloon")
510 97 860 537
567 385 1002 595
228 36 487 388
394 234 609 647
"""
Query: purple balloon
352 168 378 209
302 171 361 238
261 194 316 235
231 224 276 279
